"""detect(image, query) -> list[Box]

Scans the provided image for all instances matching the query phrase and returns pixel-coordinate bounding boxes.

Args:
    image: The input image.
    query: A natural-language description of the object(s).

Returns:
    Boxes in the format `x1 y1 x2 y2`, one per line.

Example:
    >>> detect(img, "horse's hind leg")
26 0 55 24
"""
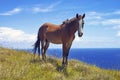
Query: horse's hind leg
38 41 40 60
44 39 50 60
41 40 45 61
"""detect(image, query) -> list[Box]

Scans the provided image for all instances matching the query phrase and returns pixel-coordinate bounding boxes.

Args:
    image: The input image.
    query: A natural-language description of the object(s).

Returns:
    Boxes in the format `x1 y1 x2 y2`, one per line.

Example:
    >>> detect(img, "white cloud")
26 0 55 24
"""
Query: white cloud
113 10 120 15
32 7 51 13
0 8 21 16
0 27 36 48
87 11 102 19
32 1 61 13
102 19 120 25
113 25 120 29
73 36 120 48
0 1 61 15
86 11 104 26
113 25 120 37
87 10 120 17
86 11 120 26
87 19 120 26
101 19 120 37
86 11 120 38
117 31 120 37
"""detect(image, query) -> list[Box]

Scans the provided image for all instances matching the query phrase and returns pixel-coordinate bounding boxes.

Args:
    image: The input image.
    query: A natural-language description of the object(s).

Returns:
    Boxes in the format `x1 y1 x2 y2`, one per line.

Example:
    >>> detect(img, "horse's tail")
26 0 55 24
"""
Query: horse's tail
33 32 40 57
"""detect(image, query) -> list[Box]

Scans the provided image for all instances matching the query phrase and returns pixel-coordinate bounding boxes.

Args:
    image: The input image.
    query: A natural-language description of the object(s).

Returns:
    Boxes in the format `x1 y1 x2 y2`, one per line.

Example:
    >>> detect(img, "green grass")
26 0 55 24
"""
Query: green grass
0 47 120 80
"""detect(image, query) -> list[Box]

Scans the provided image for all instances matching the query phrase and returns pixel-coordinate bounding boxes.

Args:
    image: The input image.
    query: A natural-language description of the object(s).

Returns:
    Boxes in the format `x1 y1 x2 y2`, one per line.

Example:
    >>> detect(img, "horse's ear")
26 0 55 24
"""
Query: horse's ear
76 13 79 18
82 13 85 19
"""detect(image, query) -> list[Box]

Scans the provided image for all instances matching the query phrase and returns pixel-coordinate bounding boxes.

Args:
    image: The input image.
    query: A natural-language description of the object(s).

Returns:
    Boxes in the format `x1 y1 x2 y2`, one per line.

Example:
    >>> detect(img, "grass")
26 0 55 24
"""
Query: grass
0 47 120 80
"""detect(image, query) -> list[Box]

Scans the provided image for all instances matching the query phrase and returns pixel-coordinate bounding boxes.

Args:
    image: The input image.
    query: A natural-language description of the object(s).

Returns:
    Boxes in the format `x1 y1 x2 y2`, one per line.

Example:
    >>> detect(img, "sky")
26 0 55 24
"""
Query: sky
0 0 120 49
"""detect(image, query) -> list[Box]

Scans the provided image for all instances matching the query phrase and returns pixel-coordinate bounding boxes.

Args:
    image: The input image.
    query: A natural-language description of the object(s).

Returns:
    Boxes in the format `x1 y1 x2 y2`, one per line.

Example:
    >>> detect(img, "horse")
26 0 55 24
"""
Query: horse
33 13 85 65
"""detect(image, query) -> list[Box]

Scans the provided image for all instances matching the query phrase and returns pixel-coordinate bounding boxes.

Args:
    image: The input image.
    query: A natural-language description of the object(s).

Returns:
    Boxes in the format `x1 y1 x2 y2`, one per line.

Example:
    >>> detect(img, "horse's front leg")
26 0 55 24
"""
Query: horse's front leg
62 43 66 65
65 43 72 65
62 43 72 65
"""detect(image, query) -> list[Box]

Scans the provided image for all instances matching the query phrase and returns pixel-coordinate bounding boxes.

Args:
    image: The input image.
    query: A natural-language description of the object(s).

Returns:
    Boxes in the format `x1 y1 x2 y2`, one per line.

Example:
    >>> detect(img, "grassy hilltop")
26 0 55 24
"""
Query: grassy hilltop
0 47 120 80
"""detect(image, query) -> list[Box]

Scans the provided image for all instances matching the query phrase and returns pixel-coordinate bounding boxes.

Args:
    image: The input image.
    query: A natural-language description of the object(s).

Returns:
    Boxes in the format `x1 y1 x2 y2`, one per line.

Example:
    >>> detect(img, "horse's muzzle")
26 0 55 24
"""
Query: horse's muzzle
78 32 83 37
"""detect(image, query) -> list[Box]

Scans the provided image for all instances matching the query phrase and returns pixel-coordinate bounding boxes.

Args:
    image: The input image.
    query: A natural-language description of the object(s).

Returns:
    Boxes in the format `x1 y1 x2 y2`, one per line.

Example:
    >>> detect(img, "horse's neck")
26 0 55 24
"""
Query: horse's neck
65 22 78 35
69 24 78 35
68 18 78 34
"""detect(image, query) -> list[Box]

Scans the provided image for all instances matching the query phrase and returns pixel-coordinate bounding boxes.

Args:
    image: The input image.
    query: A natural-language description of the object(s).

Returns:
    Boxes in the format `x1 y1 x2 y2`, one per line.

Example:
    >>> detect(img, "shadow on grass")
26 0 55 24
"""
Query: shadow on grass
30 59 41 64
47 57 58 65
56 64 68 76
44 57 69 76
30 57 69 76
30 57 56 64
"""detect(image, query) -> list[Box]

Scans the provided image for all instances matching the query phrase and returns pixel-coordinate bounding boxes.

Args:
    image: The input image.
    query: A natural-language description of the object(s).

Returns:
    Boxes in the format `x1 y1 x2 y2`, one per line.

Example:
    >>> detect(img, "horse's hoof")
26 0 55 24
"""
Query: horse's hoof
42 59 47 63
62 63 64 65
62 63 66 68
42 60 45 63
66 62 68 65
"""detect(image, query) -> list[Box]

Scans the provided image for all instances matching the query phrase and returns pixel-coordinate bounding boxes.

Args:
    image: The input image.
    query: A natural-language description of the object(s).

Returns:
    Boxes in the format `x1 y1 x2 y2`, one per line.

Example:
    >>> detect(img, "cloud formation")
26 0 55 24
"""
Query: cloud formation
0 27 36 48
87 11 120 24
32 1 61 13
102 19 120 25
0 8 22 16
0 1 61 16
86 11 120 37
117 31 120 36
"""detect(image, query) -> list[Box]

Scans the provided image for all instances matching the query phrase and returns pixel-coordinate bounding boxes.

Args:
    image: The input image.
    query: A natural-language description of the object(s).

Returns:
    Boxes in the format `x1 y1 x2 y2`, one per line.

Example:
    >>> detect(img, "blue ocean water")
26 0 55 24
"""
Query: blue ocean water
45 48 120 70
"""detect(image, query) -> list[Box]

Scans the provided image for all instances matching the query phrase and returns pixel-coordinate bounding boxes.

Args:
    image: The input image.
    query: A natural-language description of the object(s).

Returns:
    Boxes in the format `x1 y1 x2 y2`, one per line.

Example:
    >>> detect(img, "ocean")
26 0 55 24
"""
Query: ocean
28 48 120 70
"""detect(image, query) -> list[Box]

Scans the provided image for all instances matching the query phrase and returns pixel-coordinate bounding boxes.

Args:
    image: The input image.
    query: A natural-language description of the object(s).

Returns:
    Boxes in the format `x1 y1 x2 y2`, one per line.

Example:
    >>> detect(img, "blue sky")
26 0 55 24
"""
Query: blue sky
0 0 120 49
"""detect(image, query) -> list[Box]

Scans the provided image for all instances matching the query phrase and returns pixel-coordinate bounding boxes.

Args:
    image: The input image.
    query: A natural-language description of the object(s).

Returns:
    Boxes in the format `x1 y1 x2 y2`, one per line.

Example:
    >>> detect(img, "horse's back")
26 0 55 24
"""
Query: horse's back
39 23 60 31
39 22 62 44
45 22 60 29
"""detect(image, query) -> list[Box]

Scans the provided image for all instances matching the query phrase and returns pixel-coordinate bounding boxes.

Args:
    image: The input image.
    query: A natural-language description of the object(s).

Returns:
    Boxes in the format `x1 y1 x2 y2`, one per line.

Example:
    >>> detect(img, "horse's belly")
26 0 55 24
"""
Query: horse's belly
46 34 62 44
48 38 62 44
47 37 62 44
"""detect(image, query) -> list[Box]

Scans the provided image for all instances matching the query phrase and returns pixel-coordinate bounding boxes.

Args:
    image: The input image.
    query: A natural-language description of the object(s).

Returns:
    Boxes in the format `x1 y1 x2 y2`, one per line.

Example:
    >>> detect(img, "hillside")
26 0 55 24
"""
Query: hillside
0 47 120 80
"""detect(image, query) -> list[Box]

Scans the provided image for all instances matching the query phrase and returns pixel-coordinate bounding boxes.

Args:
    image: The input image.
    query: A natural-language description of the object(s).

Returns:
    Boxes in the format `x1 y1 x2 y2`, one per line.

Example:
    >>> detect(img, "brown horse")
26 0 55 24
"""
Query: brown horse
34 13 85 65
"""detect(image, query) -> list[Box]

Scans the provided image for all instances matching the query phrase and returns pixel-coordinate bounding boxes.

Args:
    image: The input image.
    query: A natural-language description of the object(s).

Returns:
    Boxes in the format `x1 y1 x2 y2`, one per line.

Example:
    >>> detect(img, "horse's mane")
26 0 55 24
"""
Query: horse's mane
62 19 69 24
61 17 77 27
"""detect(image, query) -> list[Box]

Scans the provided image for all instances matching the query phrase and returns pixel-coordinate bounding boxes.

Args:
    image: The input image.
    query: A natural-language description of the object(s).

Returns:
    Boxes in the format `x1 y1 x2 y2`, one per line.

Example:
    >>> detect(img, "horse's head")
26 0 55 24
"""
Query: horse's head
76 13 85 37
